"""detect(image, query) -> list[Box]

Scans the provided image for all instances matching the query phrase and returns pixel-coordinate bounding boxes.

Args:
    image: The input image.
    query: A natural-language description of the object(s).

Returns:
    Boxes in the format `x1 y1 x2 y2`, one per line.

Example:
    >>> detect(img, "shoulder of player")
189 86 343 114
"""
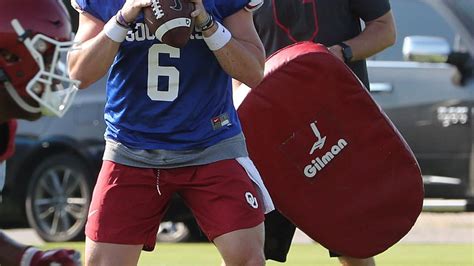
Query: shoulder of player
70 0 115 21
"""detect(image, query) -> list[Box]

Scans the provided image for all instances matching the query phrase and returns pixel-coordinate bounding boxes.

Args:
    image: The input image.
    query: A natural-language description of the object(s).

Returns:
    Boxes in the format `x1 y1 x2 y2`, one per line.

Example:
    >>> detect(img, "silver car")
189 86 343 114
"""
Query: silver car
368 0 474 210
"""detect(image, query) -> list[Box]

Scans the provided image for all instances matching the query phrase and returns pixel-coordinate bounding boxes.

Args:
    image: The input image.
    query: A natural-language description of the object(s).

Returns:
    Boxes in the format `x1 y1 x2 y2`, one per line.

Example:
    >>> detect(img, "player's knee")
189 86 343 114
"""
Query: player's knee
223 251 265 266
246 251 266 266
85 253 101 266
338 256 376 266
219 244 265 266
85 244 106 266
215 224 266 266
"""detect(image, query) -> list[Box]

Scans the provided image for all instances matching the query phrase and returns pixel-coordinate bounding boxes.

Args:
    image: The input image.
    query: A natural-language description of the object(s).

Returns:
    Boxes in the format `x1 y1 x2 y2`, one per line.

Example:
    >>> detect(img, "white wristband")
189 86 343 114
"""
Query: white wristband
203 22 232 51
103 16 129 43
20 247 40 266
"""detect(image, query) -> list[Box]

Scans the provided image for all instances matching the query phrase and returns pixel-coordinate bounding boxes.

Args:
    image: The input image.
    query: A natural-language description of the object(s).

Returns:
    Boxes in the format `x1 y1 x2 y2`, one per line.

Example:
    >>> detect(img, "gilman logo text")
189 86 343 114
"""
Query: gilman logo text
303 122 348 178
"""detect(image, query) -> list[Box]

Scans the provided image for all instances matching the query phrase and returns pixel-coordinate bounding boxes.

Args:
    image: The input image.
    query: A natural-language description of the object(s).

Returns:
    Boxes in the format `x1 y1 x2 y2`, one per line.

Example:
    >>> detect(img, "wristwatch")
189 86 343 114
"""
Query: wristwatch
338 42 353 63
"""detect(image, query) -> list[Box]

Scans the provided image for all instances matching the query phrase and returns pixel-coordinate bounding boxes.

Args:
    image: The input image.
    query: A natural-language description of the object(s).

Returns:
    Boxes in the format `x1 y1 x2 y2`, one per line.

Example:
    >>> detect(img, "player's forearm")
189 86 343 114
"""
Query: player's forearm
0 231 27 265
347 11 396 61
213 38 265 88
198 9 265 88
68 34 120 89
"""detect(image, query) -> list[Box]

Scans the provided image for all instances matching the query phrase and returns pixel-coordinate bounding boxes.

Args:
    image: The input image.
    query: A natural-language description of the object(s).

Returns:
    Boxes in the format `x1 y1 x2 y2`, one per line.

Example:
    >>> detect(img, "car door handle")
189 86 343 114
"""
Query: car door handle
370 82 393 93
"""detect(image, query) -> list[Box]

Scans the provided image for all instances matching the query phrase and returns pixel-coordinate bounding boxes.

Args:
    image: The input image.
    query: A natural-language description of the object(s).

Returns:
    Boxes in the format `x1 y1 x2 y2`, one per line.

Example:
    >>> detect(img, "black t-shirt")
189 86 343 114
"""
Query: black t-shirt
253 0 391 88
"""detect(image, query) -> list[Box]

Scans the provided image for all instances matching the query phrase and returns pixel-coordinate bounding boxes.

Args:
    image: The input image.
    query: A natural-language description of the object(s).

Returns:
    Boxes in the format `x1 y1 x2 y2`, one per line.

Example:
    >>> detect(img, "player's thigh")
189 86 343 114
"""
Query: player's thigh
86 161 173 251
180 159 265 240
85 237 142 266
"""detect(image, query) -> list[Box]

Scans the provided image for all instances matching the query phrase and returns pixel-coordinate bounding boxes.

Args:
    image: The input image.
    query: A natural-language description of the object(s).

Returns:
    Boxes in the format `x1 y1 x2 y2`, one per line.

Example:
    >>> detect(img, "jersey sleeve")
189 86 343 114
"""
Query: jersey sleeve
70 0 84 13
0 120 17 162
70 0 112 22
245 0 264 12
350 0 391 22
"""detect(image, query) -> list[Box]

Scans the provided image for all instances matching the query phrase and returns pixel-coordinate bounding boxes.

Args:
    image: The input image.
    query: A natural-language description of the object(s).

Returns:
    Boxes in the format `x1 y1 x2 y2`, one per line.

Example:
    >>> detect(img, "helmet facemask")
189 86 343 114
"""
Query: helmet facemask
5 19 80 117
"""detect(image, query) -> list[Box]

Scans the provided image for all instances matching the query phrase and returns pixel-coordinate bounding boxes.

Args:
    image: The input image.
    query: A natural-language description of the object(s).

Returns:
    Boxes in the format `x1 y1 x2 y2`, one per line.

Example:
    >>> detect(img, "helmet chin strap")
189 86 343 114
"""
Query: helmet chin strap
3 81 41 113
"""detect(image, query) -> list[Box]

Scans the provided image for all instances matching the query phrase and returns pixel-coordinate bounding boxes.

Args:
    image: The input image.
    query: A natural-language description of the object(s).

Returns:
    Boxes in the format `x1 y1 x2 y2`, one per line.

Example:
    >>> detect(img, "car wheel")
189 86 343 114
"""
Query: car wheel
25 153 92 242
157 221 191 243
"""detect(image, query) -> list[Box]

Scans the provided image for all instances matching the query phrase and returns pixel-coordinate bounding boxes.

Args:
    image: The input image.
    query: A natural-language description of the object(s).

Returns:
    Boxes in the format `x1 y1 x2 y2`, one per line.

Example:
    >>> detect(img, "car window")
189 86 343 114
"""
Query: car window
445 0 474 37
371 0 458 61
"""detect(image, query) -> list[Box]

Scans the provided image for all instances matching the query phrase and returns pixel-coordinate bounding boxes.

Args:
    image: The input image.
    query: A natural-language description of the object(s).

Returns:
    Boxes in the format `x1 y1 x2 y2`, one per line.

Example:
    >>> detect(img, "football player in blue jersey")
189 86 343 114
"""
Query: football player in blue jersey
67 0 274 265
0 1 81 265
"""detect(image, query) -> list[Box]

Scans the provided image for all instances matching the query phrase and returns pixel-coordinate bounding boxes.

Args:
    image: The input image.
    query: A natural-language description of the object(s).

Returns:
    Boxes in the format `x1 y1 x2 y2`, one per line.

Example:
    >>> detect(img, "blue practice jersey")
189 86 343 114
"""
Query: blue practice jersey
74 0 252 151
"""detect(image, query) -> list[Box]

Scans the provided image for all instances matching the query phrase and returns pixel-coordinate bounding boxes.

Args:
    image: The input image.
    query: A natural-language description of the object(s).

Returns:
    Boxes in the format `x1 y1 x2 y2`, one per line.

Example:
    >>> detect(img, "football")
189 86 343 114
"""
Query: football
144 0 195 48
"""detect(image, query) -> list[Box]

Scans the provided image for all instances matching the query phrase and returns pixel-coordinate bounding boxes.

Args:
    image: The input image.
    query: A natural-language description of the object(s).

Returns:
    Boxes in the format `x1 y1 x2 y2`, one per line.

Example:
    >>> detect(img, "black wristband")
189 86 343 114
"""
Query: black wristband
197 14 214 32
338 42 353 63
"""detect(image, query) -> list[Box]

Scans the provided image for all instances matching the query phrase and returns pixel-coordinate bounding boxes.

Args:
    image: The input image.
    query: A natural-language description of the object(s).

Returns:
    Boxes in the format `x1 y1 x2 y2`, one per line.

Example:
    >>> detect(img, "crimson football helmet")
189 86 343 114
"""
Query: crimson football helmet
0 0 80 117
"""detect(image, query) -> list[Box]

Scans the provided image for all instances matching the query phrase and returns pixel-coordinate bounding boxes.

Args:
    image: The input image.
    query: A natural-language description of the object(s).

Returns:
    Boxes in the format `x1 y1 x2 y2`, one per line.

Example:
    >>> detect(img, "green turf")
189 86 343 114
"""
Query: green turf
41 242 474 265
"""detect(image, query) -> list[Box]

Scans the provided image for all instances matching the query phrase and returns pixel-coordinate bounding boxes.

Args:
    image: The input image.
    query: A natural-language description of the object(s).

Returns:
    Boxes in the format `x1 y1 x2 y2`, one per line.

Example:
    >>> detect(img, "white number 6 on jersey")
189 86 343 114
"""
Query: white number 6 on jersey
147 44 180 101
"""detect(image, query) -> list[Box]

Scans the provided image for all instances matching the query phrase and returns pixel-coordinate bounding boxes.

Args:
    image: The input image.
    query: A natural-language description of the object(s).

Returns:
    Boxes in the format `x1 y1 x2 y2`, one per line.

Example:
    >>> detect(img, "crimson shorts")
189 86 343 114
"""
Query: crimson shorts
85 159 265 251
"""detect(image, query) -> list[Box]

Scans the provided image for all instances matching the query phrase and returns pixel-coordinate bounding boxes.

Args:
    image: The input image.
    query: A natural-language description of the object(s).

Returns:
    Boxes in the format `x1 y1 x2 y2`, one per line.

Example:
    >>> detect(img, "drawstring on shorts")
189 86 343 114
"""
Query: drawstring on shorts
155 169 161 195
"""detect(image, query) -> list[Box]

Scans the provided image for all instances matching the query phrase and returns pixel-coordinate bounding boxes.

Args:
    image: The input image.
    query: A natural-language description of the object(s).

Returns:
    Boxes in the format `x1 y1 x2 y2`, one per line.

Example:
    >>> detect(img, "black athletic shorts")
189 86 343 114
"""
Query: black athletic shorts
264 210 341 262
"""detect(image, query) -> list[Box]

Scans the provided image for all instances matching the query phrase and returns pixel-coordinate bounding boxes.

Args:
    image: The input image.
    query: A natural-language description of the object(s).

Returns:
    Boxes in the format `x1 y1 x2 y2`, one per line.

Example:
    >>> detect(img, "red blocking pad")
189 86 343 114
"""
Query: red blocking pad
236 42 424 258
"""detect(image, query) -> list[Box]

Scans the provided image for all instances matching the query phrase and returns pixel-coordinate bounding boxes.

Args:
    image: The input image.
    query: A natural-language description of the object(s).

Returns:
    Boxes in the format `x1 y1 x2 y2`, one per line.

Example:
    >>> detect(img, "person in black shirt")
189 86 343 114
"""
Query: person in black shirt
253 0 396 89
253 0 396 265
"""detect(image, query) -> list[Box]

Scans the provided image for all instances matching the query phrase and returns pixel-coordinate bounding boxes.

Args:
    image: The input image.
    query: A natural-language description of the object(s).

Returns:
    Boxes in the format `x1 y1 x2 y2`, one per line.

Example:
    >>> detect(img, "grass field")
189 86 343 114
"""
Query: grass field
42 242 474 265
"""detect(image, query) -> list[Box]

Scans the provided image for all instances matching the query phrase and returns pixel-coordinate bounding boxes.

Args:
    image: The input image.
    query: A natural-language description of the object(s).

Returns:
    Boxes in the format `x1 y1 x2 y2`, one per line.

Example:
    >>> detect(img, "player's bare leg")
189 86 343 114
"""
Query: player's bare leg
339 256 376 266
215 223 265 266
85 237 142 266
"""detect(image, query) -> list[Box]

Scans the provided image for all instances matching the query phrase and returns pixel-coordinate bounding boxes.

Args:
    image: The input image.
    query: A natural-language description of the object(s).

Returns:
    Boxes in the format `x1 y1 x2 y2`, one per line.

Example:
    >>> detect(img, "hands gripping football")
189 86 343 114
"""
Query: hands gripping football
118 0 212 48
143 0 197 48
119 0 154 24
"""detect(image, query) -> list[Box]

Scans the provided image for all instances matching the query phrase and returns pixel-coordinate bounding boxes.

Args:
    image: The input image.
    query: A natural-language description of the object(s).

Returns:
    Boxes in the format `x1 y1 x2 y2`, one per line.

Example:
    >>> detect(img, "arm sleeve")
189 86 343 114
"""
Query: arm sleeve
350 0 391 22
0 120 17 161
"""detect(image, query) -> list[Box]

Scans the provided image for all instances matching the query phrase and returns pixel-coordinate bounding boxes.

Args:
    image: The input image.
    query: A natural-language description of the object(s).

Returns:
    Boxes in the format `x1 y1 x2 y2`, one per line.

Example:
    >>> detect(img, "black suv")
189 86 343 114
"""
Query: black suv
1 0 473 242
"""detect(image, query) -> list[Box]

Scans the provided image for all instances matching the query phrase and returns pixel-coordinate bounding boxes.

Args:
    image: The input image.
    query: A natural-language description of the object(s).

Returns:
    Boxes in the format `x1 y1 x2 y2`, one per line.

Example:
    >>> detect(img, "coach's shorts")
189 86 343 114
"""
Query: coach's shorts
86 158 270 251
